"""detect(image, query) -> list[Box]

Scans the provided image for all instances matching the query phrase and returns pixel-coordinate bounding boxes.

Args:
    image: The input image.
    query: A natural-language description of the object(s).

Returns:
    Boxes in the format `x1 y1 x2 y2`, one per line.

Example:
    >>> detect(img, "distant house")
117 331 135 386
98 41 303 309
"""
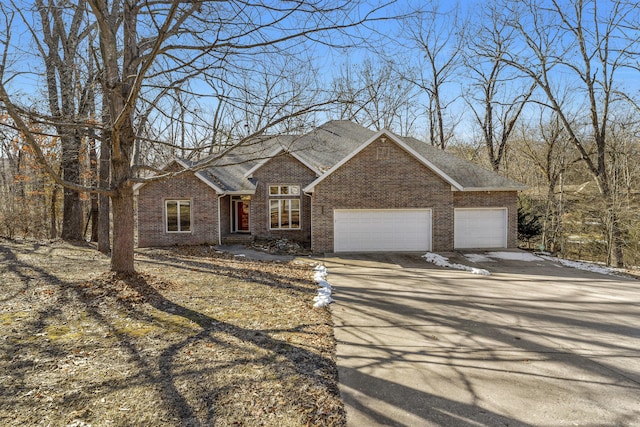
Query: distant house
136 121 525 252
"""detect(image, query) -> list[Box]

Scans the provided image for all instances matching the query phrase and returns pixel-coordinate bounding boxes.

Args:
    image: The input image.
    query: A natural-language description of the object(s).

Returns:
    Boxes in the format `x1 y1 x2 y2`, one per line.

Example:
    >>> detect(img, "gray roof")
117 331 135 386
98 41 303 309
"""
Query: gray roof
188 135 296 193
287 120 376 172
400 136 526 190
181 120 525 193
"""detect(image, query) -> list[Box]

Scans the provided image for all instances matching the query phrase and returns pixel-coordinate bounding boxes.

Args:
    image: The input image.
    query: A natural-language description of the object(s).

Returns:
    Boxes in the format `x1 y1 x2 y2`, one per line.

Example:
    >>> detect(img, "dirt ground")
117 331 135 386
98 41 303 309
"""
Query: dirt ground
0 239 344 426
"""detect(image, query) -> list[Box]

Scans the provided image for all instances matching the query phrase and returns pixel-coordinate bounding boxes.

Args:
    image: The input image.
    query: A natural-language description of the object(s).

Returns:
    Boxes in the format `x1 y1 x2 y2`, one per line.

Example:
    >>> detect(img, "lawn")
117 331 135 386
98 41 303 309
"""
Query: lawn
0 239 344 426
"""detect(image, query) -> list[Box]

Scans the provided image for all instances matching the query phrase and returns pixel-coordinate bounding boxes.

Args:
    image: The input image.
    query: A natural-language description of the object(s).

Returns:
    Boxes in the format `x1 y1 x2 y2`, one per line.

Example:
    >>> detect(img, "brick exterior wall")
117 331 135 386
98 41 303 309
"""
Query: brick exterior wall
135 142 519 251
137 168 219 247
453 191 519 248
310 137 455 253
219 195 231 235
250 154 317 243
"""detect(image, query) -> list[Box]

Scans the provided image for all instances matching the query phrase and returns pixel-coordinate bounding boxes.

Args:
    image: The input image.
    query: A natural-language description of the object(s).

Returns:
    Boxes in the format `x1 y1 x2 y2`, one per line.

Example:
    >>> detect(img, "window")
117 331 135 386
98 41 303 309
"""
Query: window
269 185 301 230
166 200 191 232
269 185 300 196
270 199 300 229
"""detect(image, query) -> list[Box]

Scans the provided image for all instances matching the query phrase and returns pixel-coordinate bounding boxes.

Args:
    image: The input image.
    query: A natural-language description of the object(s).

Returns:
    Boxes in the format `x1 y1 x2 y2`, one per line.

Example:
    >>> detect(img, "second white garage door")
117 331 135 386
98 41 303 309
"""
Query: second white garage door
454 208 507 249
334 209 432 252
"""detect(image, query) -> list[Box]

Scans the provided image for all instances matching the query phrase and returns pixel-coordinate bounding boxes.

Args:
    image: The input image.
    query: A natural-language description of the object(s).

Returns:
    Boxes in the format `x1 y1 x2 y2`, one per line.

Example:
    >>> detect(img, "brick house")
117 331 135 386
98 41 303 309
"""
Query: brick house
136 120 525 252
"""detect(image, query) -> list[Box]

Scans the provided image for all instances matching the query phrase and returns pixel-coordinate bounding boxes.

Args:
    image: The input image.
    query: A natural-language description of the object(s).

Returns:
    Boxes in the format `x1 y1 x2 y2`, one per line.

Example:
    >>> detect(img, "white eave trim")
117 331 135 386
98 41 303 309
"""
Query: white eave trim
225 190 256 195
304 129 465 193
243 146 322 178
460 186 527 192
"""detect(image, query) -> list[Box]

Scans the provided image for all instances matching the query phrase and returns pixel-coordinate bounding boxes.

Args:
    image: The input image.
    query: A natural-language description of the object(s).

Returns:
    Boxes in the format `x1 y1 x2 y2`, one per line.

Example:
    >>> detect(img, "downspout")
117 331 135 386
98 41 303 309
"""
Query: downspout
217 193 225 245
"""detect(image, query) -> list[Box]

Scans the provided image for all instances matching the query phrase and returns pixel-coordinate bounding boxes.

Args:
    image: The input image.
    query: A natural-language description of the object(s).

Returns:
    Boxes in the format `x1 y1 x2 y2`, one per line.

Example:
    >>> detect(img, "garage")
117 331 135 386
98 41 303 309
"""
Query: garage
454 208 507 249
334 209 432 252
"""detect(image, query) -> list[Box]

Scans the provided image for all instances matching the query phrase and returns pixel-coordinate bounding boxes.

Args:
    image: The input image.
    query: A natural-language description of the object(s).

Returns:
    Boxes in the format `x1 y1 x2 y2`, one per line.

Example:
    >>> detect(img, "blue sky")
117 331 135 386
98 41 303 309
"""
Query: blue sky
3 0 640 146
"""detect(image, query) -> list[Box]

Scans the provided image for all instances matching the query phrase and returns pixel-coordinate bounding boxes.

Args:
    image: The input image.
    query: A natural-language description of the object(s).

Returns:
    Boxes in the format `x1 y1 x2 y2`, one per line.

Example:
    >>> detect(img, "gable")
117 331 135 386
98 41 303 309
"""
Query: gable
139 169 218 195
164 160 184 173
134 158 225 195
249 152 318 182
303 130 463 193
244 147 321 178
312 135 452 194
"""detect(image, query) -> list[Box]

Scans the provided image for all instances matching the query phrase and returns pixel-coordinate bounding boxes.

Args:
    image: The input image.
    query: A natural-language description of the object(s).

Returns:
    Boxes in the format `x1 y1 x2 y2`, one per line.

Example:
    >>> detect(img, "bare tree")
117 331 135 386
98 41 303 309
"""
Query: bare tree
16 0 96 240
605 112 640 265
97 93 111 254
400 1 465 149
518 111 576 253
0 0 390 272
502 0 640 266
464 5 536 172
331 58 419 134
226 54 323 138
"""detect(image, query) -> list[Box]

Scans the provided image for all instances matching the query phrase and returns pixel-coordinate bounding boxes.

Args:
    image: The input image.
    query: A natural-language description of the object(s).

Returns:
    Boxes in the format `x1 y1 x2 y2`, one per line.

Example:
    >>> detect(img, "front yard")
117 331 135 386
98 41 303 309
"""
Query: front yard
0 240 343 426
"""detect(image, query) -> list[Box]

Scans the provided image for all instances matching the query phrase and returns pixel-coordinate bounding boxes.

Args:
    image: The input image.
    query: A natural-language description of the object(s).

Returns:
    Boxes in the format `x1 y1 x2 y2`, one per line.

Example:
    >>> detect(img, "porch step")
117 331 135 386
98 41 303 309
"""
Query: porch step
221 234 254 245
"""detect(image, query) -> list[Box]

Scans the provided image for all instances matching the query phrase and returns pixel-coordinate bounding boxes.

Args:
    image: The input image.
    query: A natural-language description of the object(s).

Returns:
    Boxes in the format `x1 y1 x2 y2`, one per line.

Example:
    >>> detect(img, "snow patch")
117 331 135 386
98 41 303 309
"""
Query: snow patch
312 264 334 308
423 253 491 276
314 265 328 275
539 255 618 276
429 249 621 277
313 270 328 283
473 250 620 276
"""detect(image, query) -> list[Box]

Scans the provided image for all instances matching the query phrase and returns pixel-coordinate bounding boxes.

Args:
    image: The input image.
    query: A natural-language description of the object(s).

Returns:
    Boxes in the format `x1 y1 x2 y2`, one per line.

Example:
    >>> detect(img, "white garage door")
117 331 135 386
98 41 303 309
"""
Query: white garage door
454 208 507 249
334 209 432 252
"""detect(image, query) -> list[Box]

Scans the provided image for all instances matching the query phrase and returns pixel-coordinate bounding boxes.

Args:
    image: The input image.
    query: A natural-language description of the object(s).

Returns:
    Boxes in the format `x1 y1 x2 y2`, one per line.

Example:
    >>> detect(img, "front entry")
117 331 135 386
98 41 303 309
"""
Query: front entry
232 198 251 233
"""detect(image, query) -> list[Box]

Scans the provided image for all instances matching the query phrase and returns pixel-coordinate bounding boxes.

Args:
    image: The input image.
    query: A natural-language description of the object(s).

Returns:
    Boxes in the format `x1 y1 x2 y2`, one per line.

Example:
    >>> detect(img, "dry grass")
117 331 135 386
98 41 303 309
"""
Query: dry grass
0 239 344 426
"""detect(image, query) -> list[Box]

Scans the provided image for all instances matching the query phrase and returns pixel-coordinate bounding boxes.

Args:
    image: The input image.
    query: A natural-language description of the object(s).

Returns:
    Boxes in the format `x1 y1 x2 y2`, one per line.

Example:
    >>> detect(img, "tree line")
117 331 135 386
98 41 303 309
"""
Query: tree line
0 0 639 271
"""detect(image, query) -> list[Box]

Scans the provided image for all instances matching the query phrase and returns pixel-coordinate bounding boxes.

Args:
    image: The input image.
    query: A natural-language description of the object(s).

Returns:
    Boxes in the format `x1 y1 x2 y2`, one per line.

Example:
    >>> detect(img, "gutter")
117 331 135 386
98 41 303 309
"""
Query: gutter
459 186 527 192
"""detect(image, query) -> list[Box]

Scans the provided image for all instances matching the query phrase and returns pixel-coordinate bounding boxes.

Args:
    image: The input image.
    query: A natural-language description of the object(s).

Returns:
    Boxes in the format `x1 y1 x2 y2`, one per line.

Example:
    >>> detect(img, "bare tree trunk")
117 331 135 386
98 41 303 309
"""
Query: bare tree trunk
34 0 89 241
97 137 111 254
109 155 134 272
605 192 624 268
59 136 84 240
88 142 99 242
50 184 58 239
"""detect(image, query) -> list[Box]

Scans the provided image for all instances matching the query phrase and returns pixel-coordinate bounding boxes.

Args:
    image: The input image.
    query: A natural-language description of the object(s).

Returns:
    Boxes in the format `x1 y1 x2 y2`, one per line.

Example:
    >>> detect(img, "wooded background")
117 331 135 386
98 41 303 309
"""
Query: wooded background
0 0 638 269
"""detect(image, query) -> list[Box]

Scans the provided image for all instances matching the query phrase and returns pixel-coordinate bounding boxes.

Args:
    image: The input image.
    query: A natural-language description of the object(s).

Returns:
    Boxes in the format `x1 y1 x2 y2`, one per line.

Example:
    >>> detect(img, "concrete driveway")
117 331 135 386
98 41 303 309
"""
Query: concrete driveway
323 252 640 426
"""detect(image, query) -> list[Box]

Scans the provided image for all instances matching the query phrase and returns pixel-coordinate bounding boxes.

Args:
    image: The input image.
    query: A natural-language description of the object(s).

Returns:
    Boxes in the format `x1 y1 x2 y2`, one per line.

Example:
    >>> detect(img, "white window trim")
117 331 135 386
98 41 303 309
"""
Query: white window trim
269 199 301 230
269 185 300 196
165 199 192 233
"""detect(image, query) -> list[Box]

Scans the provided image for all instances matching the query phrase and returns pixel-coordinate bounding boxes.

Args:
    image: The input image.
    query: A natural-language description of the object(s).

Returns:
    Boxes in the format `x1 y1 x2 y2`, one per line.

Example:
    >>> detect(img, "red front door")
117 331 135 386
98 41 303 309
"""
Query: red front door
234 200 250 232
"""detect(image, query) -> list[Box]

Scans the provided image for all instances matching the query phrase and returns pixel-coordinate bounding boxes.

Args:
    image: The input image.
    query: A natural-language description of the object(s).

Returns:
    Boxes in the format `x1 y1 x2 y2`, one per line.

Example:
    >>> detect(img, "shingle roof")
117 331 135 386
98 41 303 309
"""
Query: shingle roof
288 120 376 172
187 135 295 193
179 120 525 193
400 136 526 190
